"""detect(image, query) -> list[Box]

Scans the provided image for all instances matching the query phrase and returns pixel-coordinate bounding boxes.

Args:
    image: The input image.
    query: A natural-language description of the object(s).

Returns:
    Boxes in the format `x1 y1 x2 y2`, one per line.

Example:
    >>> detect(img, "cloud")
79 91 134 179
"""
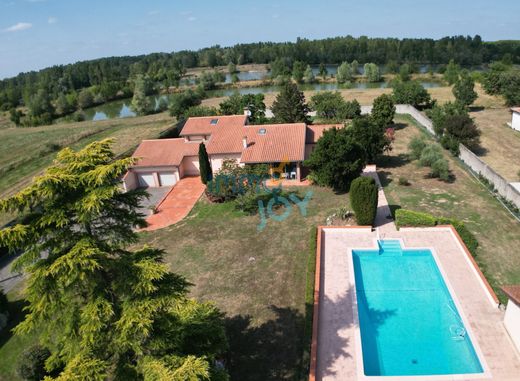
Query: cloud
188 16 196 22
272 13 280 19
4 22 32 32
148 10 159 16
48 17 57 24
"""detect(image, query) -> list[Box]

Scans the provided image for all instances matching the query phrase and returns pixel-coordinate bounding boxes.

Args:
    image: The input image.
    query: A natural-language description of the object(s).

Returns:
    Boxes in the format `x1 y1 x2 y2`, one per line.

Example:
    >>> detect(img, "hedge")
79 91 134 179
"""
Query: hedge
395 209 479 255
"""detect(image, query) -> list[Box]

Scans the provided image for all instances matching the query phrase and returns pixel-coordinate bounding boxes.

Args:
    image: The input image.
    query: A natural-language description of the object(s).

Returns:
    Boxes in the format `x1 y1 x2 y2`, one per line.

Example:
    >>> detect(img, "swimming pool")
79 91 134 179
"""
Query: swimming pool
352 240 484 376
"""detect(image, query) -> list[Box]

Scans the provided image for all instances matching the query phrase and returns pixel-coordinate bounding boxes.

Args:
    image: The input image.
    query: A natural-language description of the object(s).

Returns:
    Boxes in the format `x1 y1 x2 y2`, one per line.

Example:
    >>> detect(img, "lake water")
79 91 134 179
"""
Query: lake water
77 80 442 122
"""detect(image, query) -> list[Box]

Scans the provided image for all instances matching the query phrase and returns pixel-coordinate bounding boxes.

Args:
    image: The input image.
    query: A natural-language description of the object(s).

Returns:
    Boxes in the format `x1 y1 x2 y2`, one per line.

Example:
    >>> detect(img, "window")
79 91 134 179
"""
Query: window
210 119 219 125
259 128 267 135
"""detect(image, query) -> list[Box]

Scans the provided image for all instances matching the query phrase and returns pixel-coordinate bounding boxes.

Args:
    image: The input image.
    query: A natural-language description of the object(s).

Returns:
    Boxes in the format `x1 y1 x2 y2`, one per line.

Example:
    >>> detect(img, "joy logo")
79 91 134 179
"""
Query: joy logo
257 190 313 232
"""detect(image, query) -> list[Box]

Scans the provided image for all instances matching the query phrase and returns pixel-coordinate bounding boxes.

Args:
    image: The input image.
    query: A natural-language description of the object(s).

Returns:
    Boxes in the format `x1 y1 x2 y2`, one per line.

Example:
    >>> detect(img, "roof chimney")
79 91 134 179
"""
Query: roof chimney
243 107 251 117
242 136 248 149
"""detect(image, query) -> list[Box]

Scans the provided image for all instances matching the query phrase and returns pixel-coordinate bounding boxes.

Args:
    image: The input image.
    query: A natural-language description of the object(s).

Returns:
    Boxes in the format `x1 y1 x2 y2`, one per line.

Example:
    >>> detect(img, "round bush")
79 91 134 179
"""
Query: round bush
350 176 378 226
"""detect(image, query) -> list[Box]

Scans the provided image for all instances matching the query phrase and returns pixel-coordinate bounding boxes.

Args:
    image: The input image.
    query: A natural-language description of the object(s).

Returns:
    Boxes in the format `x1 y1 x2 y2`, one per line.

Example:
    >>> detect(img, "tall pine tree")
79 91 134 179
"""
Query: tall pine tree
271 82 310 124
0 140 228 380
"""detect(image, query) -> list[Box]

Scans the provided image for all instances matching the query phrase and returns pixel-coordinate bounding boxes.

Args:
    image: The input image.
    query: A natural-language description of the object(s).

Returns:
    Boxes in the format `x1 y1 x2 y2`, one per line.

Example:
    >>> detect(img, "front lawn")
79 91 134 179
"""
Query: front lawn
140 186 347 381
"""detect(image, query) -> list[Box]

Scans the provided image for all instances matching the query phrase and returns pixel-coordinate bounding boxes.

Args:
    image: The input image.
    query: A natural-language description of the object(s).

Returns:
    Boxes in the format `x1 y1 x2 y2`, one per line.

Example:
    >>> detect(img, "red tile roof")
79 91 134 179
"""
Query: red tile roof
132 138 199 167
180 115 247 137
306 124 343 144
511 107 520 114
240 124 306 163
502 285 520 306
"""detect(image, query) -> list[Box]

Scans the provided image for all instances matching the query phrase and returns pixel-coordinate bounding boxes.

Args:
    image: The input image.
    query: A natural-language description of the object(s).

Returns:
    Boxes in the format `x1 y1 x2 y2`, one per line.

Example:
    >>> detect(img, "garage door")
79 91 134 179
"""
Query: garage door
158 172 177 186
137 173 155 187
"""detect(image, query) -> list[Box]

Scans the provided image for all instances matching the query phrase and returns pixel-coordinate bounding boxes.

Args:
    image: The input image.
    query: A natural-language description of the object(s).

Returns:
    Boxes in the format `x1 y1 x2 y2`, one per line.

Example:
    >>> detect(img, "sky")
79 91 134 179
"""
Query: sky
0 0 519 79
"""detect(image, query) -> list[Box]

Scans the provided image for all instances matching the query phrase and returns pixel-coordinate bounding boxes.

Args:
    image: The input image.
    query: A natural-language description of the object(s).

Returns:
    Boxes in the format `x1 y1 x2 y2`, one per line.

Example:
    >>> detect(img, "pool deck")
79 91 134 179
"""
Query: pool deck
314 227 520 380
311 166 520 380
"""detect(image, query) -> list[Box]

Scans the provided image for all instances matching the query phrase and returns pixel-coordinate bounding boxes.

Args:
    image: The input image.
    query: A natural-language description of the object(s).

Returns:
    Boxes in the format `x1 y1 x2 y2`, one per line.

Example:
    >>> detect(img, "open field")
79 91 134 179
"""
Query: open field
381 115 520 303
470 108 520 181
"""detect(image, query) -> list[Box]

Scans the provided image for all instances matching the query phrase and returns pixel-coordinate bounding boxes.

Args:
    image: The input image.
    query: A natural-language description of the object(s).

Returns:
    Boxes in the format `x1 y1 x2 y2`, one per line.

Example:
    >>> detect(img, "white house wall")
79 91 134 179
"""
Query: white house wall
504 300 520 353
512 112 520 132
210 154 242 173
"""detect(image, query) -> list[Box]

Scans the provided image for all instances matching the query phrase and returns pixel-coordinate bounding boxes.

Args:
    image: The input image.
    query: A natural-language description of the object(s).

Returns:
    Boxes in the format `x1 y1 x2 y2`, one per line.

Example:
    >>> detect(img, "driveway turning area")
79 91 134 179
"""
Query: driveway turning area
143 177 205 231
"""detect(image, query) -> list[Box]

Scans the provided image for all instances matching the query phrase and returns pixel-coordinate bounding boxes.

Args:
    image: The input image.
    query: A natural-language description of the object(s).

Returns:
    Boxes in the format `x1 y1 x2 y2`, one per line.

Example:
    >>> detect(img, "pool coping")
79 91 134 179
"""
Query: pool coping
347 237 492 381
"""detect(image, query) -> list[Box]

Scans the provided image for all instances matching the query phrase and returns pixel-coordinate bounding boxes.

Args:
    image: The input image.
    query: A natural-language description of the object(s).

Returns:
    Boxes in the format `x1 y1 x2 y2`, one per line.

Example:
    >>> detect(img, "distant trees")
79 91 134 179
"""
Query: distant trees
25 89 54 126
453 70 478 107
199 142 212 184
399 64 411 81
304 127 366 191
130 75 154 116
198 70 225 90
392 81 433 108
482 63 520 106
336 62 354 83
219 93 266 123
78 88 94 109
371 94 395 128
292 61 306 83
364 63 381 82
169 89 203 119
444 59 460 85
304 65 315 83
318 63 328 79
310 91 360 122
271 82 310 123
269 58 291 79
0 140 229 380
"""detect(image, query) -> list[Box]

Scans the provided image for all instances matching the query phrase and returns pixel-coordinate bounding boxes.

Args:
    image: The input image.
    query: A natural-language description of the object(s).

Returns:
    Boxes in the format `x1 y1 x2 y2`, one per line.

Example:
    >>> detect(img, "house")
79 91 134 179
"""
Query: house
511 107 520 132
123 113 341 190
502 285 520 352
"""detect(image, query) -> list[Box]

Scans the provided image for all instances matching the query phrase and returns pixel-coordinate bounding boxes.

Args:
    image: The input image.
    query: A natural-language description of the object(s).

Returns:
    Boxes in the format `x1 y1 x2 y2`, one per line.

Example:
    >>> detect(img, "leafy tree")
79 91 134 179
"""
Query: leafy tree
499 70 520 106
364 63 381 82
453 70 477 107
0 140 228 380
25 89 55 126
351 60 359 75
304 127 366 191
392 80 433 108
228 62 238 74
440 114 481 154
269 58 291 78
303 65 315 84
199 70 224 90
292 61 306 83
318 63 328 79
271 82 310 123
78 88 94 109
399 64 411 81
17 345 51 381
169 89 202 119
444 59 460 85
350 176 378 225
219 93 266 123
310 92 360 122
386 60 399 74
199 142 212 184
184 105 220 118
231 73 239 84
348 116 391 162
427 101 468 136
431 158 450 181
371 94 395 128
9 108 23 126
336 62 353 84
131 75 154 116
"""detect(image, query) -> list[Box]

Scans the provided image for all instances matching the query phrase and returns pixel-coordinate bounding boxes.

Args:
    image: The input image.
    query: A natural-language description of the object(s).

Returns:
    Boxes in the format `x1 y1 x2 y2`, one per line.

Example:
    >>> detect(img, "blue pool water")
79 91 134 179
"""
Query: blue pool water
352 240 484 376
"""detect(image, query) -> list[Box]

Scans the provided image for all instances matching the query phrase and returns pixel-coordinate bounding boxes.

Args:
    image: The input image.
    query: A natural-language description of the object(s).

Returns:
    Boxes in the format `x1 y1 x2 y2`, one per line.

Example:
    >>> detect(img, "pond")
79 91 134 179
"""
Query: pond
74 80 443 122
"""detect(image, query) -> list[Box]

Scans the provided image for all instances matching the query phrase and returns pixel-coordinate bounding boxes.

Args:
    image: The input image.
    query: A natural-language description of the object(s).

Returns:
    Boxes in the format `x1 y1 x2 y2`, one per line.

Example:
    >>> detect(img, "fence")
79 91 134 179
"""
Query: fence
386 104 520 209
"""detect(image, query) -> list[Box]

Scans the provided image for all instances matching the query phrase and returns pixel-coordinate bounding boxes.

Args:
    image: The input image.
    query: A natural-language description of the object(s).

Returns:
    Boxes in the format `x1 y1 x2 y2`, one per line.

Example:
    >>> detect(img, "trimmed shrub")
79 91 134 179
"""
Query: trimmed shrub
398 177 410 186
17 345 51 381
395 209 437 228
350 176 378 225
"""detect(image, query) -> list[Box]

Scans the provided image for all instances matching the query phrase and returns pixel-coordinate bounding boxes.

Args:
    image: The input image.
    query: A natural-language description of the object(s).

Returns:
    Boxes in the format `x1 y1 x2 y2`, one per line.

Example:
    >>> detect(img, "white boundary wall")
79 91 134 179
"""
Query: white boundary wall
364 104 520 209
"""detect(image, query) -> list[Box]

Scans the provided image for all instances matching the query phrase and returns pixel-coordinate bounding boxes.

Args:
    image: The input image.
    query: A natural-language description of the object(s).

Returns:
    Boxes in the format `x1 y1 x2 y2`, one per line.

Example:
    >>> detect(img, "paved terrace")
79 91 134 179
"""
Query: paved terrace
312 169 520 381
